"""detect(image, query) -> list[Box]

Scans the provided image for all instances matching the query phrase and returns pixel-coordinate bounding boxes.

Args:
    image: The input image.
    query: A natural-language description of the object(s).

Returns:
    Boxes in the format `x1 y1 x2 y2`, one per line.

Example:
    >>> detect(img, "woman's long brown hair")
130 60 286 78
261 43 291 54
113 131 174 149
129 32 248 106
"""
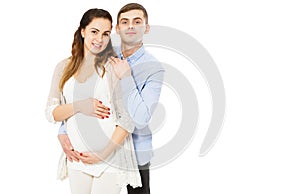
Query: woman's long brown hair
59 8 116 91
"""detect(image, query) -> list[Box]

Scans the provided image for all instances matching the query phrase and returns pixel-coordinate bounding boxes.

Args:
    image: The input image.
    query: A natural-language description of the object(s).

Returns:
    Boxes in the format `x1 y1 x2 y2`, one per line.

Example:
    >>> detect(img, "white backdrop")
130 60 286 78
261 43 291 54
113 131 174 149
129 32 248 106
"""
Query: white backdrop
0 0 299 193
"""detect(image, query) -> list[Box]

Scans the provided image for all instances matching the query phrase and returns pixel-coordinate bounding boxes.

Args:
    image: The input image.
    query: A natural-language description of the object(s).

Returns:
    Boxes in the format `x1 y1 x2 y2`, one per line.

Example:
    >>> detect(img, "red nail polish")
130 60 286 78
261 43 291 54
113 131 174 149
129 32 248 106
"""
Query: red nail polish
99 101 102 104
106 116 109 118
101 117 104 119
107 108 110 111
108 112 110 115
80 153 83 156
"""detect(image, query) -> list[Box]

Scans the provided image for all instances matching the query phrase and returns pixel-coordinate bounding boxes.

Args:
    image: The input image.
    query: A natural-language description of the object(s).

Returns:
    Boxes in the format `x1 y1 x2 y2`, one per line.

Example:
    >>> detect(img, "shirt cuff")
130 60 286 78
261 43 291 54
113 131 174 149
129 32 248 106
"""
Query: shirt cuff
58 122 67 134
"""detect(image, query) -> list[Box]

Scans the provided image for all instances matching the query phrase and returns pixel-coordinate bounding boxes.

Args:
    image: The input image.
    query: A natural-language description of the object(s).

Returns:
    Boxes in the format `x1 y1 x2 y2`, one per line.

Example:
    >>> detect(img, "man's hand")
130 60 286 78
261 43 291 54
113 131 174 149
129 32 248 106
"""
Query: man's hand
57 134 80 162
109 56 131 79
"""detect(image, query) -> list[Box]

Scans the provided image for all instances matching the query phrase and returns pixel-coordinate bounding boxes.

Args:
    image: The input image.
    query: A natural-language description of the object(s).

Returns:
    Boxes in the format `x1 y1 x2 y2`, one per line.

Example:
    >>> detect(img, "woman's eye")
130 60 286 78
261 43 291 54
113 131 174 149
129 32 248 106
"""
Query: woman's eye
103 33 109 37
91 31 97 34
121 21 127 24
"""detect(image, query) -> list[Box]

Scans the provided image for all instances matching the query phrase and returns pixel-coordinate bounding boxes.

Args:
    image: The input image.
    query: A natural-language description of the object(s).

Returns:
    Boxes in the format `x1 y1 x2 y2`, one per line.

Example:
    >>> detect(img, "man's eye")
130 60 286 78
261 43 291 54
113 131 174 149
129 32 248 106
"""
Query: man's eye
103 33 109 37
121 21 127 24
135 20 142 24
91 31 97 34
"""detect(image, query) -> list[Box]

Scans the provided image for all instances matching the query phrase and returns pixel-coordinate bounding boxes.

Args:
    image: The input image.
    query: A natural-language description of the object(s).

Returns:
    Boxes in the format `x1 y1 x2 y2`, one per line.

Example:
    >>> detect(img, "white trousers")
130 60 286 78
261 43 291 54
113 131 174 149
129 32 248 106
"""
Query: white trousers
68 168 122 194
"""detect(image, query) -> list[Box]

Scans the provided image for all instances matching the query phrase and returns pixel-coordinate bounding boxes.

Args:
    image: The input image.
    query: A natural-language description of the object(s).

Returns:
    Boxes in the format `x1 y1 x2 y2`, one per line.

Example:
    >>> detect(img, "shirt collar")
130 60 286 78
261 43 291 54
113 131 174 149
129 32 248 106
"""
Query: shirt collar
118 45 145 65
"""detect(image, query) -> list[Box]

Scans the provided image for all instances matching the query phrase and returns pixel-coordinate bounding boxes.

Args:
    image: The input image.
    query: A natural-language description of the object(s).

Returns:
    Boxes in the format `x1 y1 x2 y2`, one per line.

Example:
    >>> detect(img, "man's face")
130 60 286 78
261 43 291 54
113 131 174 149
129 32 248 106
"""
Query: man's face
116 9 149 47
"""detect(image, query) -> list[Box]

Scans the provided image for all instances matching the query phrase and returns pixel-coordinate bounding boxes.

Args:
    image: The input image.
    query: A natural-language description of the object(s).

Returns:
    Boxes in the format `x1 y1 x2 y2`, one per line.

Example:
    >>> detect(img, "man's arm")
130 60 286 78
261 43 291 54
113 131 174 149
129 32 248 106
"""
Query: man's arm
110 57 165 129
120 69 164 129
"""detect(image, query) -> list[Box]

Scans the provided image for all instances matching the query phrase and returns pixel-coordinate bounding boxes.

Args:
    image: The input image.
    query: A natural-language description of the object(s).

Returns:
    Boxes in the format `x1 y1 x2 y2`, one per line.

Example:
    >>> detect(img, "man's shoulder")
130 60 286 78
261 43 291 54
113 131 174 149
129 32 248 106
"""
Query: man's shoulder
139 50 164 71
113 46 121 55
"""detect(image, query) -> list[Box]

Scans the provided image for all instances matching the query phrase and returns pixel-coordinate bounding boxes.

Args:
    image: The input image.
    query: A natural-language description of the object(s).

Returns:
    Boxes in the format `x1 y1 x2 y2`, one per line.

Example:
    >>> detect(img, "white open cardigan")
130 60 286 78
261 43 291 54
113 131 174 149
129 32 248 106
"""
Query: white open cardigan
46 58 142 188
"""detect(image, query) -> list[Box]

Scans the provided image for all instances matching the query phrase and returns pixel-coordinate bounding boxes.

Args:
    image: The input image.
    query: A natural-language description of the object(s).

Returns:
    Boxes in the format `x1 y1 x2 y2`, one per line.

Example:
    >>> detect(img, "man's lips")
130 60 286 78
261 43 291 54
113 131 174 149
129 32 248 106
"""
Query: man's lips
126 31 136 35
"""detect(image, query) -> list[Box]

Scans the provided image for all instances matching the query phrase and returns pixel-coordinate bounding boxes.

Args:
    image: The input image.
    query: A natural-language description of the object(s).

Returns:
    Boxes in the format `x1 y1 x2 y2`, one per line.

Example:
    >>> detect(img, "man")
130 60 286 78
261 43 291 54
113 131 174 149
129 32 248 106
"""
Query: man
58 3 164 193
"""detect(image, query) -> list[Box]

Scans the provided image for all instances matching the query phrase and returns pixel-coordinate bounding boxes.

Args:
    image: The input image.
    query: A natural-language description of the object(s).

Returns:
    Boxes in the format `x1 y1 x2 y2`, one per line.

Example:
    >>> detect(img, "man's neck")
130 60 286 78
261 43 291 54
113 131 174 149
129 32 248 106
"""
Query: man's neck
121 42 143 58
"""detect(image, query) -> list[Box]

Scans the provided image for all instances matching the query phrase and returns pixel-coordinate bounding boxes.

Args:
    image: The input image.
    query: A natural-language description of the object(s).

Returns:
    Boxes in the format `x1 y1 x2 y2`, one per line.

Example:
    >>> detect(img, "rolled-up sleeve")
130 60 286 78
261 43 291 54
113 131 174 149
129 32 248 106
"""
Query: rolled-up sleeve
45 59 68 123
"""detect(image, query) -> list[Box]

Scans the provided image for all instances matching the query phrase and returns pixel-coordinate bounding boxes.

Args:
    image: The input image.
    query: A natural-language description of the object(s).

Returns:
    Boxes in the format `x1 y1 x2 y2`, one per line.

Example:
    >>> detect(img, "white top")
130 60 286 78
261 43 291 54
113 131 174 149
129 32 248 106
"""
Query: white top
63 71 117 176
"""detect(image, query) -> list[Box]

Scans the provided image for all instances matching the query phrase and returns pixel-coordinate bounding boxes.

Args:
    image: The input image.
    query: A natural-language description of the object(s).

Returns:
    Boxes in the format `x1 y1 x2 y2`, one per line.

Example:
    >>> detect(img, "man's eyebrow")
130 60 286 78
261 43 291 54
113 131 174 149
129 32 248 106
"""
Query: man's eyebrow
120 17 143 20
133 17 143 20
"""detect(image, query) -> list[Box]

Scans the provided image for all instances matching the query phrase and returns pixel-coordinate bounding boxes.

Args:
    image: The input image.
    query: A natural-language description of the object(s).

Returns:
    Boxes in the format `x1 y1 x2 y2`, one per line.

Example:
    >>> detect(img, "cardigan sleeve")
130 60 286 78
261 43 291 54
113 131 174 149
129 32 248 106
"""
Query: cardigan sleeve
106 63 135 133
45 58 68 123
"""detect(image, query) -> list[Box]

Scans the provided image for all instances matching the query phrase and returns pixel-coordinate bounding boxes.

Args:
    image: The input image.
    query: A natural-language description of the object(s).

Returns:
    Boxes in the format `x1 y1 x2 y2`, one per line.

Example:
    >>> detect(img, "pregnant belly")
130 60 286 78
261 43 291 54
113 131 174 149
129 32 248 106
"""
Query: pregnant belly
67 114 115 152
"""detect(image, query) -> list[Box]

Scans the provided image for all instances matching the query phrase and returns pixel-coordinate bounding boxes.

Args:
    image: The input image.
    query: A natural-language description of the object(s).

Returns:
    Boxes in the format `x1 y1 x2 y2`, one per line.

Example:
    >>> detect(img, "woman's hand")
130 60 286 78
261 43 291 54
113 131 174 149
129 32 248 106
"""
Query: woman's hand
77 151 103 164
73 98 110 119
109 56 131 79
57 134 80 162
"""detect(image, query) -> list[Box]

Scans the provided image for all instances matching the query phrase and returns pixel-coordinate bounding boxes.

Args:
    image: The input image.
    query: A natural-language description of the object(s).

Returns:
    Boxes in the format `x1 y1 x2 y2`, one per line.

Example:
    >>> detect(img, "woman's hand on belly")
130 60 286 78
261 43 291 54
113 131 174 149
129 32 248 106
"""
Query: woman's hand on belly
77 151 103 164
73 98 111 119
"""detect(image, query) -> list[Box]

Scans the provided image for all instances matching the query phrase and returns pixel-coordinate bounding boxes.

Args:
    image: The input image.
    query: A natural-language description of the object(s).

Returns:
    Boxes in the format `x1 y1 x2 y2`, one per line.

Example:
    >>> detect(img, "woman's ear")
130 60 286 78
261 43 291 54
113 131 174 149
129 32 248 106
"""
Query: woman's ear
81 29 85 38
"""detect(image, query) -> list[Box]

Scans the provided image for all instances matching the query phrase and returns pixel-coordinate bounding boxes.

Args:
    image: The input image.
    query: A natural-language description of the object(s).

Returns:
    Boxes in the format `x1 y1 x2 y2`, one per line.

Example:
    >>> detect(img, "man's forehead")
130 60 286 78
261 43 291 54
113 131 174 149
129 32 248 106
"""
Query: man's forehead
119 9 145 20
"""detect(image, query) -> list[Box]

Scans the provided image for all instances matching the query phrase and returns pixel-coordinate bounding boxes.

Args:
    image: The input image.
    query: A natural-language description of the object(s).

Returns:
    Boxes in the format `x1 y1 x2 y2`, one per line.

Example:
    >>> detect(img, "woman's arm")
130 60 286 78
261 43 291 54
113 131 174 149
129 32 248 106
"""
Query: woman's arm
45 59 67 123
53 98 110 122
53 103 75 122
78 125 128 164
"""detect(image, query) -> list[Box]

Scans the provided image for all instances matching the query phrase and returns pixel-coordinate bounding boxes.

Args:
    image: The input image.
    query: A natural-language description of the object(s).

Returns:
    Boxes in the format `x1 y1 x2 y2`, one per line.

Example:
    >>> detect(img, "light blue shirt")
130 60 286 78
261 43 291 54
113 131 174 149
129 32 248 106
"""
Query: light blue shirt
58 45 164 165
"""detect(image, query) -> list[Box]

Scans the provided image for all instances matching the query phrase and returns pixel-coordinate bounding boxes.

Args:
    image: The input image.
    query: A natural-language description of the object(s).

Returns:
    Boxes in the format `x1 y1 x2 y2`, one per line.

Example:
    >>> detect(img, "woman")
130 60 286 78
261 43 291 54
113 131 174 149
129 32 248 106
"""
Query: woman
45 8 141 194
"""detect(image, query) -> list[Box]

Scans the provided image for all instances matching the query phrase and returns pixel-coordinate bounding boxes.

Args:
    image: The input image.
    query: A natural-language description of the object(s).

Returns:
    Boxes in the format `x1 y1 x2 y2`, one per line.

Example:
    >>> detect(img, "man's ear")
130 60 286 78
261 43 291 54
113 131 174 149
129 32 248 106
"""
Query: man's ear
145 24 150 34
115 25 120 34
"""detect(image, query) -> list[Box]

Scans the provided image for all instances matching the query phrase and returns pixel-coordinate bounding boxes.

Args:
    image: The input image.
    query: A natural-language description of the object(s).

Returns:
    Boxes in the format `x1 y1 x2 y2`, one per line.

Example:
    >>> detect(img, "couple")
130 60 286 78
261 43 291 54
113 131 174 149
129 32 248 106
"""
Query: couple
45 3 164 194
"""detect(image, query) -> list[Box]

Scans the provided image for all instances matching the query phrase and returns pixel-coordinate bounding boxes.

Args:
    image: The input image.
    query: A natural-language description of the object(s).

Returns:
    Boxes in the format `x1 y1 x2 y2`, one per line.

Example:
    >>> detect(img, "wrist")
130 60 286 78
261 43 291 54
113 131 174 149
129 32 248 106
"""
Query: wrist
72 101 81 114
120 71 131 80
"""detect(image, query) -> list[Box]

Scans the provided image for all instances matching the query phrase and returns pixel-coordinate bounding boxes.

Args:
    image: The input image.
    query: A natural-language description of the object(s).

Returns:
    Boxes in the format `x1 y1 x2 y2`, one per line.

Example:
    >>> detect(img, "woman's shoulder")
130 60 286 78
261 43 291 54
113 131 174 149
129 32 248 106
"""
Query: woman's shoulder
54 57 71 74
57 57 70 69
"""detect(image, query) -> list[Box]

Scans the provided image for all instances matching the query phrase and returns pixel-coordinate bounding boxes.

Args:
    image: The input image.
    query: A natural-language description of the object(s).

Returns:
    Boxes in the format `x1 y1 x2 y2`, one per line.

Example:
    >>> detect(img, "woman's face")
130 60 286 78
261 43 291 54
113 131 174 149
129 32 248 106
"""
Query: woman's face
81 18 112 56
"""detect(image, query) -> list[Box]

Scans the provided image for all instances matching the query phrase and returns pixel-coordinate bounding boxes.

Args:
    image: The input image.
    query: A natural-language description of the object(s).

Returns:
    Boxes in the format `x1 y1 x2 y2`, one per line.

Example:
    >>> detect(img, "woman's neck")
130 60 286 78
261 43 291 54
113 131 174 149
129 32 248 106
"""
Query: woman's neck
82 53 96 67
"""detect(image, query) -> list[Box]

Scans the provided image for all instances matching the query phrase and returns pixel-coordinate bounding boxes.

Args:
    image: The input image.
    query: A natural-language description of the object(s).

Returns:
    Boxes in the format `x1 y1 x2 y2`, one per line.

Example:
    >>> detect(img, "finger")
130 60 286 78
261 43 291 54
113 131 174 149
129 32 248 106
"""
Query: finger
72 151 81 160
66 150 77 160
109 56 117 63
96 105 109 113
98 105 110 113
93 113 105 119
70 152 80 162
97 103 109 109
79 156 92 164
95 112 110 119
96 108 110 116
96 106 110 113
94 113 108 119
111 56 122 64
67 156 73 162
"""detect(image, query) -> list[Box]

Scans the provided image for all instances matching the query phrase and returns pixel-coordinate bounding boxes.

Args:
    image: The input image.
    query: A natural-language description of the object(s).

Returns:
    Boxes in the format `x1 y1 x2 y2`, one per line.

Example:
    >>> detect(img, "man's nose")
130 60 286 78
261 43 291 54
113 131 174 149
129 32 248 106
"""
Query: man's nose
128 22 134 29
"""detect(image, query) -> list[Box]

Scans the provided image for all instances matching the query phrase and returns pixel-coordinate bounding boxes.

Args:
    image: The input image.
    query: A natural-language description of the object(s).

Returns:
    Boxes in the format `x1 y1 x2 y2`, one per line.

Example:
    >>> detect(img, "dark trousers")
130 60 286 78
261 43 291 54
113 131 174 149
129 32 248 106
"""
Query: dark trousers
127 163 150 194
